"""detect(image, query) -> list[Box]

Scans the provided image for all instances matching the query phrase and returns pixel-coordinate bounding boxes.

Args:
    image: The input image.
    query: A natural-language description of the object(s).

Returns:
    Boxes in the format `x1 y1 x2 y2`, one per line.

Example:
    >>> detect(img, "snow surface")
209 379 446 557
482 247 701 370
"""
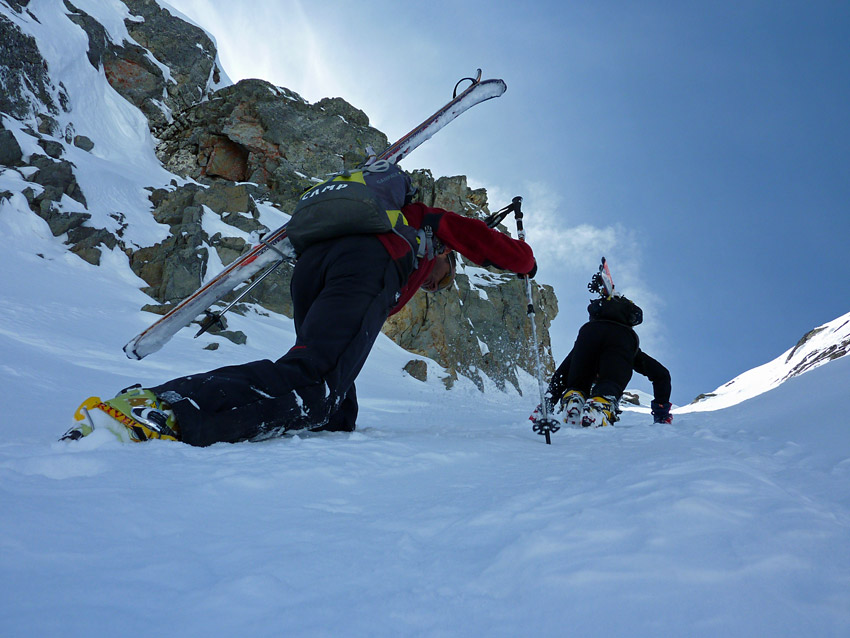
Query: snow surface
2 1 850 636
2 222 849 637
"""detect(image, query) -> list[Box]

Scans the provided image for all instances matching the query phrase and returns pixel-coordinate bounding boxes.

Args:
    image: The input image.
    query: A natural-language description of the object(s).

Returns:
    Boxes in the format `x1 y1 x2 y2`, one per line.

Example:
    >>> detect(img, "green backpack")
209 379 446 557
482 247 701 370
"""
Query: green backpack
286 160 417 255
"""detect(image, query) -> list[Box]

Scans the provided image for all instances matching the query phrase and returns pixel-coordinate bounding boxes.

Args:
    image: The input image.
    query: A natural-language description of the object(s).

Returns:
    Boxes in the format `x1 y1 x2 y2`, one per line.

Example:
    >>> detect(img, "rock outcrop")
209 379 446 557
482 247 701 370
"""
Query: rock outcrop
0 10 67 122
67 0 223 128
154 77 387 207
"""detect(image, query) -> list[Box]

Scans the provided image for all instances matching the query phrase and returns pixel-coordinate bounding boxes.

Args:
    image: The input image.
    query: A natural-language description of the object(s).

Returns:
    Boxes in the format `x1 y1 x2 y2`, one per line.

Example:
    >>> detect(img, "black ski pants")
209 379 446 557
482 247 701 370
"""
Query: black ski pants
153 235 403 446
565 320 639 400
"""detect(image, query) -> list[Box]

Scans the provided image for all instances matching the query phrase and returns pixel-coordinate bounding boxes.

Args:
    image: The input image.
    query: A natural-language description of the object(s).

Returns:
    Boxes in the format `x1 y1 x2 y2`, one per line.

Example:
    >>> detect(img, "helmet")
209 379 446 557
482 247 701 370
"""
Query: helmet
422 251 457 293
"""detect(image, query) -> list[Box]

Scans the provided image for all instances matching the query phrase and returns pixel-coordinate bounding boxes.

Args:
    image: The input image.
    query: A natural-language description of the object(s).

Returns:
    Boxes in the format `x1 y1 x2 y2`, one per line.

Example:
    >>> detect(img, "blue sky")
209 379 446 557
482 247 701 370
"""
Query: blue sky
165 0 849 405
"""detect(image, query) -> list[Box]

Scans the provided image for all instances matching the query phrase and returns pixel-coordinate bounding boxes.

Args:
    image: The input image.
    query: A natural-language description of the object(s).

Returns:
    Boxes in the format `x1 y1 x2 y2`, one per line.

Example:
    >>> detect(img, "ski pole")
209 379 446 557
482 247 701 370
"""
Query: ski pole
497 197 560 444
483 200 516 229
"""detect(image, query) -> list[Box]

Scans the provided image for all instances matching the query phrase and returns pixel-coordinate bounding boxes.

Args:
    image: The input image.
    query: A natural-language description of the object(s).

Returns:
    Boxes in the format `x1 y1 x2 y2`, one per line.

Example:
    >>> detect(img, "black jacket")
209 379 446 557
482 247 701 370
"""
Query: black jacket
546 347 670 406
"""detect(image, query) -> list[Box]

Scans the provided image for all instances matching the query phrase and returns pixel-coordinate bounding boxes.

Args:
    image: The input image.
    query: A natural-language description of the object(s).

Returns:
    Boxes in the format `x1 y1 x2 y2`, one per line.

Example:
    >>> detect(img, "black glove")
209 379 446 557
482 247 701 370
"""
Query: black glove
517 259 537 279
651 400 673 424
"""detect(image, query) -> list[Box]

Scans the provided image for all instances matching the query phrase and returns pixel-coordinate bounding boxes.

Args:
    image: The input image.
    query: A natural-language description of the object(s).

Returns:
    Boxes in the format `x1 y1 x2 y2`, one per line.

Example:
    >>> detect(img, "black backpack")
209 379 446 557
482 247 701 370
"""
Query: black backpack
286 160 416 255
588 295 643 327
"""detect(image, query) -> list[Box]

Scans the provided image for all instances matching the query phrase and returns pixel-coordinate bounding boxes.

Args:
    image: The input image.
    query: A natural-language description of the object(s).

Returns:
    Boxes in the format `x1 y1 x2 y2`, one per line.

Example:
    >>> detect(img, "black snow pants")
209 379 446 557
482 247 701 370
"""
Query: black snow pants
153 235 404 446
566 320 639 400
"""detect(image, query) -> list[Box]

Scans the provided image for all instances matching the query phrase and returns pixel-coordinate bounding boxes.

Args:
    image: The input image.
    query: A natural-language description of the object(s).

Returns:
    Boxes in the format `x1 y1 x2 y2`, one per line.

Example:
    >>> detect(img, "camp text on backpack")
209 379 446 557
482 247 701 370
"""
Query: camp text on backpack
286 160 419 256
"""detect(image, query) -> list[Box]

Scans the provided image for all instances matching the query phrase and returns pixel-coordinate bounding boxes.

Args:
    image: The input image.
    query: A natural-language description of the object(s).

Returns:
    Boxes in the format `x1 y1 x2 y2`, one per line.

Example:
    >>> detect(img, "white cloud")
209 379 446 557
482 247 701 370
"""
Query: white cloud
164 1 345 103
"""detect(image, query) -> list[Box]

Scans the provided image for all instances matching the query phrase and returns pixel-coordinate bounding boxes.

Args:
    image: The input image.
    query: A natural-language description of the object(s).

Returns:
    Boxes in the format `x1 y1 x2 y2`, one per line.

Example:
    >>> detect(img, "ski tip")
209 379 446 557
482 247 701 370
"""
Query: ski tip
122 340 145 360
489 78 508 96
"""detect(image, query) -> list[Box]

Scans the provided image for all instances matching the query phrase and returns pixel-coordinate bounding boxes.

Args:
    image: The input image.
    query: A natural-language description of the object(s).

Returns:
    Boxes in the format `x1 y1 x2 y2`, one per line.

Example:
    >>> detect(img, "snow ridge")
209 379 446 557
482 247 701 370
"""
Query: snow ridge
685 311 850 412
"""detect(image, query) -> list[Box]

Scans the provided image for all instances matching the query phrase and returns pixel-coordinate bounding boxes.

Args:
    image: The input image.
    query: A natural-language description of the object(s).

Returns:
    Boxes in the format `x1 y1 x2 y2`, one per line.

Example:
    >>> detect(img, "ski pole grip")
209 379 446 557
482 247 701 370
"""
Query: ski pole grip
511 196 526 240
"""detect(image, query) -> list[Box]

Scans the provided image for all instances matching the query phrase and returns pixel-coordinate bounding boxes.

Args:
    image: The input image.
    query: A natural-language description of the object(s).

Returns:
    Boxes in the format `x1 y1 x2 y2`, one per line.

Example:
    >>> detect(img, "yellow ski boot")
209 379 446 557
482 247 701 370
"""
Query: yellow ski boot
61 386 179 442
558 389 586 427
581 396 619 428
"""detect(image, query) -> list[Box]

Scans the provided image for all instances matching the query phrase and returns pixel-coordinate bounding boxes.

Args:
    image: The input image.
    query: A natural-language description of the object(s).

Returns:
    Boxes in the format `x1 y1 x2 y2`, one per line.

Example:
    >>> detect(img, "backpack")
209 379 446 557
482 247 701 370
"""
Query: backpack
286 160 418 255
588 295 643 327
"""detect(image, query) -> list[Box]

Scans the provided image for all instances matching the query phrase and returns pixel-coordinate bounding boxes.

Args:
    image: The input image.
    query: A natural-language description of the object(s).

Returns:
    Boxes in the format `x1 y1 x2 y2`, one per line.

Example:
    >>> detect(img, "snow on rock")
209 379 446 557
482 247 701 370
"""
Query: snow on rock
684 311 850 412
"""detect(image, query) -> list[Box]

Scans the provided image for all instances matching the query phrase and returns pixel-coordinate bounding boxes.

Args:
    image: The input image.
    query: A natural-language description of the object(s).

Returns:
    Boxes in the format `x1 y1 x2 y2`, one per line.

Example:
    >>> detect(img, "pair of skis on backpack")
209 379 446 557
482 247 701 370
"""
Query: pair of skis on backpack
122 69 507 362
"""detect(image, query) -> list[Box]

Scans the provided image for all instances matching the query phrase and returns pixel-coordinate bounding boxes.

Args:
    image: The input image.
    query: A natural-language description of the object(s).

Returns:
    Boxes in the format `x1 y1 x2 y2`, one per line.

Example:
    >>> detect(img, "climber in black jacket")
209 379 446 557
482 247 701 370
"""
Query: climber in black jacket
534 294 672 428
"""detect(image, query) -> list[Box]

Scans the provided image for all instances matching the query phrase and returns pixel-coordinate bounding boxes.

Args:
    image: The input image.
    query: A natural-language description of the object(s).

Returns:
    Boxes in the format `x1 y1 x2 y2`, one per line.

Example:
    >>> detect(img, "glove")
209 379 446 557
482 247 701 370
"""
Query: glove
651 400 673 424
517 259 538 279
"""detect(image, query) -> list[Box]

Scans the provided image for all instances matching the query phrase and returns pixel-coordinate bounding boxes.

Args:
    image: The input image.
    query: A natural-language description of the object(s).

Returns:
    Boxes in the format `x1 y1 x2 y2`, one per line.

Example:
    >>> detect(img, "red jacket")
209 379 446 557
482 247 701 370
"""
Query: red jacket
377 202 536 315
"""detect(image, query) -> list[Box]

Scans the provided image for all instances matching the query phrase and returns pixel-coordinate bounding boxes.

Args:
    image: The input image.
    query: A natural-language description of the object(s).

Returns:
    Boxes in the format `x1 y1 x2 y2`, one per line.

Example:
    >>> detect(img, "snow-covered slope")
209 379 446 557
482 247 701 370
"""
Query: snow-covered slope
2 215 849 635
683 311 850 412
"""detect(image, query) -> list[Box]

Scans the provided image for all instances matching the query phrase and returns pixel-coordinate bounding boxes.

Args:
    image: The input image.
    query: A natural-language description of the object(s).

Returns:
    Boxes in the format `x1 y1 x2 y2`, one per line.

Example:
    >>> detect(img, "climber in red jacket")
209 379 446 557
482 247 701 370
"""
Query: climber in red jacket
108 200 536 446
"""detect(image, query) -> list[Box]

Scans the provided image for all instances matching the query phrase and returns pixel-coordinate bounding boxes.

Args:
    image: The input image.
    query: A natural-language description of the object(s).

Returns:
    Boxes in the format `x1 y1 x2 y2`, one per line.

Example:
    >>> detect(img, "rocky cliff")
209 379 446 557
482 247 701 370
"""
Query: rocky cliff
0 0 557 393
